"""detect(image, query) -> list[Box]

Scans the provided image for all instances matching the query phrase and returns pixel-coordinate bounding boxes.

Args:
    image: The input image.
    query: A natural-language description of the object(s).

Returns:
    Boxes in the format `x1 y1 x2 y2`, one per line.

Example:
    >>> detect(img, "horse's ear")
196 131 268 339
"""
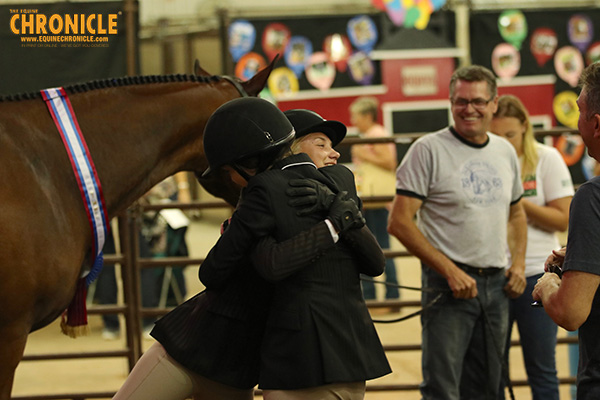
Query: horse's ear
194 59 211 77
241 54 279 97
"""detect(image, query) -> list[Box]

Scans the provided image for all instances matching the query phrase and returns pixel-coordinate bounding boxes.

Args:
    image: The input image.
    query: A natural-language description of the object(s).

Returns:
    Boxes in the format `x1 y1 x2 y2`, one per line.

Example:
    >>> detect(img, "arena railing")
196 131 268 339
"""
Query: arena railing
14 127 580 399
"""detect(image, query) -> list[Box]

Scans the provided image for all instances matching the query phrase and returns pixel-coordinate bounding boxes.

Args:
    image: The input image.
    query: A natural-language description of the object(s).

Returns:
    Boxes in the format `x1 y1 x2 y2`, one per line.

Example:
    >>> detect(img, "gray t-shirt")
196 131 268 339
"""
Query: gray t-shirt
396 127 523 269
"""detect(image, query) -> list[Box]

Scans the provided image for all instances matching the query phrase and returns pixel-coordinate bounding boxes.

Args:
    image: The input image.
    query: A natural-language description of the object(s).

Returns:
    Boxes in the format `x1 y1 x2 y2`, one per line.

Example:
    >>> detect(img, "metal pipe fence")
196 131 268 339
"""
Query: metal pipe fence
15 128 580 399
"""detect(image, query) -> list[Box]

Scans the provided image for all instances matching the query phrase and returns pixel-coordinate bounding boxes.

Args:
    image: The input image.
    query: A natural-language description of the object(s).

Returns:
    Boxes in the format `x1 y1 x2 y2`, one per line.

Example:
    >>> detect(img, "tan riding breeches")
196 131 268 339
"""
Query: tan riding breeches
112 342 254 400
262 381 366 400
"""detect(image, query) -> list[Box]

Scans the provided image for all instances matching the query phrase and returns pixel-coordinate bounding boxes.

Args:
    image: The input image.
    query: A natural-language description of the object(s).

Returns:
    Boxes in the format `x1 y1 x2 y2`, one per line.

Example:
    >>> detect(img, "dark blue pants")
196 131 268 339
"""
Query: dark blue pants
360 208 399 300
94 231 160 330
499 274 559 400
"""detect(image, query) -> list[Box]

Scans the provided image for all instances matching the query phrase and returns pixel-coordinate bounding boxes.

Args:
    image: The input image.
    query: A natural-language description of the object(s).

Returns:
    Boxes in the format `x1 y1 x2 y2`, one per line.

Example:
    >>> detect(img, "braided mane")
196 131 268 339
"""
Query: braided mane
0 73 221 102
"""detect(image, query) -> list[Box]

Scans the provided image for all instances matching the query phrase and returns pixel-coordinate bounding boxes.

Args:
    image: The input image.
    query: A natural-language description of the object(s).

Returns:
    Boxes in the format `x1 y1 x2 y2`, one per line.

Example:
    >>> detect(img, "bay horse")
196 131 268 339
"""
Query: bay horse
0 61 273 398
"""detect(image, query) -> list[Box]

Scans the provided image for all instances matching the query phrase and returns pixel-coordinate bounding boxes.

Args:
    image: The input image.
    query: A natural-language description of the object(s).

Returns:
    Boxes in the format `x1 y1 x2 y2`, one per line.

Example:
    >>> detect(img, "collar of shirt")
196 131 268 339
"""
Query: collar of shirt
273 153 318 171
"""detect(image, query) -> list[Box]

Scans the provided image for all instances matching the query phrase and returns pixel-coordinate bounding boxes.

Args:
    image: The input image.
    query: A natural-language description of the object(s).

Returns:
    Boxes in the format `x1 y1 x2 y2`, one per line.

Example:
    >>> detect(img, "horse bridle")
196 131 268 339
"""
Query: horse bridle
221 75 249 98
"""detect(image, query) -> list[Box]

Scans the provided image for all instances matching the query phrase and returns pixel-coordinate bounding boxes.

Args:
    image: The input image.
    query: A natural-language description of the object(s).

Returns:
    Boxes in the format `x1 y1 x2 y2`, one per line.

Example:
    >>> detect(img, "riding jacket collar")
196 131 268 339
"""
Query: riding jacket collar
273 153 318 171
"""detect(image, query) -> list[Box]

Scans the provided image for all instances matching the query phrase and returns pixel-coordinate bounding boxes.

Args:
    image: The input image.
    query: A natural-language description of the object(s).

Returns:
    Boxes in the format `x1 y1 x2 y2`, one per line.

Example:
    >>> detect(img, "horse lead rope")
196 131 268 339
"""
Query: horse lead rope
360 277 450 324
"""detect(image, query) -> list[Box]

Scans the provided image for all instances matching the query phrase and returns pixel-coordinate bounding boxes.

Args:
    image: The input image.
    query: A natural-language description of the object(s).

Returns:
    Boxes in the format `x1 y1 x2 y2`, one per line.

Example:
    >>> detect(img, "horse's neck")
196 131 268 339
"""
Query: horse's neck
70 81 227 218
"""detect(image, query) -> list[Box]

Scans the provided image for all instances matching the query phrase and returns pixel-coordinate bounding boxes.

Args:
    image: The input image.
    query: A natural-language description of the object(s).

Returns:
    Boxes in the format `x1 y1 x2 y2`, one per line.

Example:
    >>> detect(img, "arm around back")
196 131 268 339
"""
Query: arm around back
251 222 335 281
342 225 385 276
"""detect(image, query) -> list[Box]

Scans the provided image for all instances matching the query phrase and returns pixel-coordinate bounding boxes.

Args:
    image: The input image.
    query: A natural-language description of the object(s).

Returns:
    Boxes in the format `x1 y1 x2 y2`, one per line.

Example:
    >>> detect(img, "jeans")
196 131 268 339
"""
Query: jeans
420 264 509 400
568 330 579 400
361 208 399 300
499 274 559 400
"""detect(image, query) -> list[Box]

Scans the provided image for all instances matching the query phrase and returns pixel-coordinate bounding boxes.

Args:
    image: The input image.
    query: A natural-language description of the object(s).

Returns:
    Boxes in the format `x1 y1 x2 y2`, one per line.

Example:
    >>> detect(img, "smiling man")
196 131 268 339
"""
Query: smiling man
388 65 528 400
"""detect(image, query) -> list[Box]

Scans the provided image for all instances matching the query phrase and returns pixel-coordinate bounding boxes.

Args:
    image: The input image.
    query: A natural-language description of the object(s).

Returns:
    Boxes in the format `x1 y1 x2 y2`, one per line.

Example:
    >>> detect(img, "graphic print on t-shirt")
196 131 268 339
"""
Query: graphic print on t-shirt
523 174 537 197
461 159 503 206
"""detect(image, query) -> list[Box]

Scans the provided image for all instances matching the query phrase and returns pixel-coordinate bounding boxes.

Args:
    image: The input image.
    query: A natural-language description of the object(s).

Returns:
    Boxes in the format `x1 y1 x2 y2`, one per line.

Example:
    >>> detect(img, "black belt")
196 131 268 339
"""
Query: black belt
455 262 504 277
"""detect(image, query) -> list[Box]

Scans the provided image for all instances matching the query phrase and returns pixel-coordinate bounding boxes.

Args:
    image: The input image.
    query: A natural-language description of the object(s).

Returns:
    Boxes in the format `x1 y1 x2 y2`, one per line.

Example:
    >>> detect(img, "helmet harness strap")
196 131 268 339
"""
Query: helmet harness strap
232 164 252 182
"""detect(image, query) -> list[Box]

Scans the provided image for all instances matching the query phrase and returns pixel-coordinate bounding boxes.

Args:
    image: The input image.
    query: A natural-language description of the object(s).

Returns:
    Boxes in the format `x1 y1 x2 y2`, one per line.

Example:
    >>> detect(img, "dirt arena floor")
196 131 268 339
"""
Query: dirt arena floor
12 207 577 400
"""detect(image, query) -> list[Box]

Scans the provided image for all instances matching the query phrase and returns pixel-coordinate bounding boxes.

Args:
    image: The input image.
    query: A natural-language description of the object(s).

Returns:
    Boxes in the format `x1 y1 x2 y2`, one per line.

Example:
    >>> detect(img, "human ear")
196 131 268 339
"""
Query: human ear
593 114 600 138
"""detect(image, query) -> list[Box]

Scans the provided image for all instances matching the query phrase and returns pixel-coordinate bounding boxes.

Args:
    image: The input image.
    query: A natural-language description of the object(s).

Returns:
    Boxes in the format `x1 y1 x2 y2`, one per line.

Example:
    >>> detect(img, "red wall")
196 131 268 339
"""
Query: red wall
498 83 555 124
277 57 555 129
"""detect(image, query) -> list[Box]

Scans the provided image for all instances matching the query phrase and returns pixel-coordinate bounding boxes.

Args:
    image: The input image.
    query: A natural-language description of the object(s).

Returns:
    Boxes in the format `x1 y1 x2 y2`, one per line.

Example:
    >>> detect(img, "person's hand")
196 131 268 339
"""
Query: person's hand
545 247 566 272
446 267 478 299
220 217 232 234
287 179 336 216
504 265 526 299
532 272 561 302
327 192 365 233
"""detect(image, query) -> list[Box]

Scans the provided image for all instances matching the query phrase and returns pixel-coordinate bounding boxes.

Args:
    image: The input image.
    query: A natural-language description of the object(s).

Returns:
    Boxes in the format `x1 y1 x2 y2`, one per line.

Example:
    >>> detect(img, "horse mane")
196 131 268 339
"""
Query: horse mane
0 73 221 102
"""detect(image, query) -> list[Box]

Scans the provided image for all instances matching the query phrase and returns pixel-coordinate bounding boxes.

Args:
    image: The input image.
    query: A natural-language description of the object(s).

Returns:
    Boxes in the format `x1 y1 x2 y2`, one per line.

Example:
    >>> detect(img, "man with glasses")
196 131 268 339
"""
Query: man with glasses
388 65 527 400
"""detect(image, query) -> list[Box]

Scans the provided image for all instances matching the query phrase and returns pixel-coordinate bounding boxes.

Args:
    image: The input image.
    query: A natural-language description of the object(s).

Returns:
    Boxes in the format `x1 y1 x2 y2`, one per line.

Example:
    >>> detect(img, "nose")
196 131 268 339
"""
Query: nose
464 101 478 112
330 149 340 161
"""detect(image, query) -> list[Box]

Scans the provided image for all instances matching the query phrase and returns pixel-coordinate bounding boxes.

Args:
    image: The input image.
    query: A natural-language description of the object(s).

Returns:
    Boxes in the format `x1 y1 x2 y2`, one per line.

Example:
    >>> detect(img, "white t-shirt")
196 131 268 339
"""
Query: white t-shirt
396 127 523 269
521 143 574 277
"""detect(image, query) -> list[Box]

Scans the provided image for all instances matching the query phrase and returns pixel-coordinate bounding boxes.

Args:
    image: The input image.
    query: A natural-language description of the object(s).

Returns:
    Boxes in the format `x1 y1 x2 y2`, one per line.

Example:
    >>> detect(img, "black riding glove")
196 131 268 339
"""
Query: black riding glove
287 178 336 216
327 191 366 233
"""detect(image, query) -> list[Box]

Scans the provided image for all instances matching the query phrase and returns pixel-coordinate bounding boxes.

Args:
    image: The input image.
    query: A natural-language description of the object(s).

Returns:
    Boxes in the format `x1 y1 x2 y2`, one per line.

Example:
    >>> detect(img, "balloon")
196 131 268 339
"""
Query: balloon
228 20 255 62
491 43 520 80
384 0 405 26
404 7 421 29
267 67 299 98
586 41 600 65
261 23 291 62
371 0 387 11
555 133 585 166
235 52 267 81
305 52 336 91
284 36 313 77
323 34 352 72
414 0 433 30
554 46 584 87
567 14 593 53
498 10 527 50
530 27 557 67
347 51 375 85
553 91 580 129
347 15 378 53
430 0 446 11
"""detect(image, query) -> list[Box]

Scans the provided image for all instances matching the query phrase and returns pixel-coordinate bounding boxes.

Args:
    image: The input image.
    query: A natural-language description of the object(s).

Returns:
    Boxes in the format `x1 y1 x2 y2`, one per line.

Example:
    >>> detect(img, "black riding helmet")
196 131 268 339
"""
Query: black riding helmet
284 109 346 147
202 97 295 177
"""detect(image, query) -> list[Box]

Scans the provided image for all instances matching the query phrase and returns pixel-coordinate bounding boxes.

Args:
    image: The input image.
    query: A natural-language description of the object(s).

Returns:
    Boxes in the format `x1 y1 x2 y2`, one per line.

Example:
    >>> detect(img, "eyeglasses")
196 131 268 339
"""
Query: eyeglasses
451 97 494 110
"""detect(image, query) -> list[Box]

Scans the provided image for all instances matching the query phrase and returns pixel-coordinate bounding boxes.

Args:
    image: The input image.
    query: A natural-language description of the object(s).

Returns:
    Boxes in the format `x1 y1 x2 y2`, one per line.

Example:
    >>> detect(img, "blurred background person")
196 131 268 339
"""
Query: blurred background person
490 95 574 400
140 173 190 310
94 172 191 339
349 96 399 310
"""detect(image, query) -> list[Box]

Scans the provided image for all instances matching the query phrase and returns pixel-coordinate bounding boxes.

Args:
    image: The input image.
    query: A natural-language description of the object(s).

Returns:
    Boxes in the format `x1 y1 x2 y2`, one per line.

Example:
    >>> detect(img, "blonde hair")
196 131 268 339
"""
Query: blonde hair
349 96 379 122
494 95 538 180
290 136 309 154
